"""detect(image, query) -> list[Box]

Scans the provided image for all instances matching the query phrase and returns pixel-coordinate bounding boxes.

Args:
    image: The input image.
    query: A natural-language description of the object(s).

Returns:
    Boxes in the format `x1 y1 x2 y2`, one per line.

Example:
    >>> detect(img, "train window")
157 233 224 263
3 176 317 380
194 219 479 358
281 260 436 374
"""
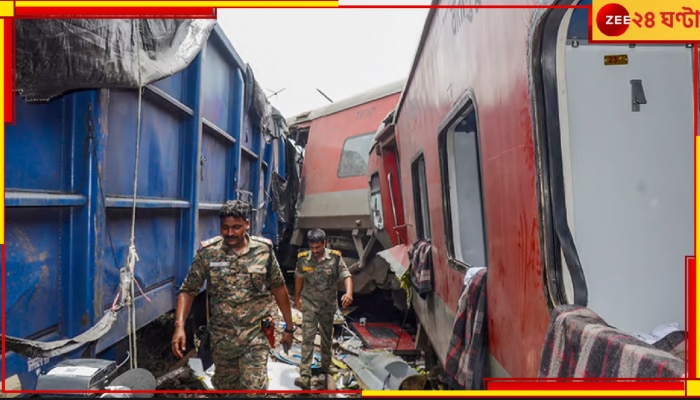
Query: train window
411 154 431 240
369 173 384 230
438 101 486 270
337 132 375 178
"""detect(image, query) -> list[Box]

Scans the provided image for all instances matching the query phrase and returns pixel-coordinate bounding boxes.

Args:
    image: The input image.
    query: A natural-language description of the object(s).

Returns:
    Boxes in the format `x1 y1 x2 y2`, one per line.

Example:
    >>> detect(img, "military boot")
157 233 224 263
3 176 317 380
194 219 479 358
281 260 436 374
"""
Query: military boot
294 376 311 389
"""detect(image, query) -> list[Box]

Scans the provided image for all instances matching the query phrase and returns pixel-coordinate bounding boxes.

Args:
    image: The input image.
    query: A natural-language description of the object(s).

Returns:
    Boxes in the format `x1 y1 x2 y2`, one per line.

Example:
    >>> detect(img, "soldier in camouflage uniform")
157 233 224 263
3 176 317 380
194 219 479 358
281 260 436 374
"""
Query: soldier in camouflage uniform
171 200 294 392
293 229 353 389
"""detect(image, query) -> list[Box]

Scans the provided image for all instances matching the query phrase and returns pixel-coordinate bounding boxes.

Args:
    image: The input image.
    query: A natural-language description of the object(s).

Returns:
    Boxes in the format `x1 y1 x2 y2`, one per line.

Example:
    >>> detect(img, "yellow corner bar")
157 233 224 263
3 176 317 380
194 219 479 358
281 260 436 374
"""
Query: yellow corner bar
0 17 4 245
696 135 700 380
688 380 700 397
15 1 338 8
0 1 13 16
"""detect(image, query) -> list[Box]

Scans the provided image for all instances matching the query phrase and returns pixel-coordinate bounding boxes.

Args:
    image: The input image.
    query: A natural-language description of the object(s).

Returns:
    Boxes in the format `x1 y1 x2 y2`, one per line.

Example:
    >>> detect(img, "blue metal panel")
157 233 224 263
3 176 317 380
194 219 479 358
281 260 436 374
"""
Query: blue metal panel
202 39 233 133
145 86 194 117
278 139 287 179
229 68 245 200
103 90 184 199
152 70 186 106
197 210 222 246
4 193 86 207
238 116 258 204
568 0 591 40
199 128 232 203
261 140 277 241
198 30 245 213
67 90 101 339
6 97 70 192
5 89 100 353
95 60 194 353
105 198 189 208
99 208 181 310
5 207 64 338
263 204 279 244
181 53 204 275
253 164 266 235
249 117 263 235
3 23 288 391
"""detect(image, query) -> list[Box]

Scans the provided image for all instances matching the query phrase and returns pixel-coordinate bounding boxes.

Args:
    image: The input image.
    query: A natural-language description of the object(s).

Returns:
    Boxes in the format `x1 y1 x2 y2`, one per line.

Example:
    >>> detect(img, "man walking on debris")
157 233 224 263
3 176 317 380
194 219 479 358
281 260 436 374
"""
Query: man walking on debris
294 229 354 389
171 200 295 391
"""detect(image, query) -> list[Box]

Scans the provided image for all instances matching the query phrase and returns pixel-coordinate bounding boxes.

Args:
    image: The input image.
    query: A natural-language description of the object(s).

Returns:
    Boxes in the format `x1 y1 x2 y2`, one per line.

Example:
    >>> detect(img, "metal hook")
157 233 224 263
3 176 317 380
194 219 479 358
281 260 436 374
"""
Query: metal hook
630 79 647 112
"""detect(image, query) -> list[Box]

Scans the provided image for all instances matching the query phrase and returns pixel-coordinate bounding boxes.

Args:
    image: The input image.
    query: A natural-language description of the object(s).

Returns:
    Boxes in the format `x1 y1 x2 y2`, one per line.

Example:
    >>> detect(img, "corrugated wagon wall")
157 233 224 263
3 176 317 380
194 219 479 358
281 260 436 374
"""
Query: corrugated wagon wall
4 23 285 390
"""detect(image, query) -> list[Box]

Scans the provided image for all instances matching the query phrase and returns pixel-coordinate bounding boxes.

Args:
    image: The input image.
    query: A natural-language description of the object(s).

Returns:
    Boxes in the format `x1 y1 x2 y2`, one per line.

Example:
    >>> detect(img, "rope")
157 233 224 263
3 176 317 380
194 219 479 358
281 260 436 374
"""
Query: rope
126 19 145 370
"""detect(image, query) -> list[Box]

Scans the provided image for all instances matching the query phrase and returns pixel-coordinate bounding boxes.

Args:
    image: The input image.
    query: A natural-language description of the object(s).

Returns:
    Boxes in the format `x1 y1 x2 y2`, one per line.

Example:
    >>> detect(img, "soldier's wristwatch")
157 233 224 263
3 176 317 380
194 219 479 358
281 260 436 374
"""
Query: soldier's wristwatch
284 327 295 333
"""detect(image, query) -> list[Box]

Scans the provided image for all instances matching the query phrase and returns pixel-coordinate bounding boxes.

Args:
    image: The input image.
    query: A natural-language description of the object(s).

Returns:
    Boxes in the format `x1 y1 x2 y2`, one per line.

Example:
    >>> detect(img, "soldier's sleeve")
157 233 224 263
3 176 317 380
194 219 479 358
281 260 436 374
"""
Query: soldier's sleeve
294 251 307 279
267 250 285 289
179 251 207 295
338 254 352 281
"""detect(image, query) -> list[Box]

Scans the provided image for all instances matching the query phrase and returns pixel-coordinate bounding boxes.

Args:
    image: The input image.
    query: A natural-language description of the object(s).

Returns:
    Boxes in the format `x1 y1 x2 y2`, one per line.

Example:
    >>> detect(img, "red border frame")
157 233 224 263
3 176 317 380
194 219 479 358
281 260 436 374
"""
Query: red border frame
1 2 697 396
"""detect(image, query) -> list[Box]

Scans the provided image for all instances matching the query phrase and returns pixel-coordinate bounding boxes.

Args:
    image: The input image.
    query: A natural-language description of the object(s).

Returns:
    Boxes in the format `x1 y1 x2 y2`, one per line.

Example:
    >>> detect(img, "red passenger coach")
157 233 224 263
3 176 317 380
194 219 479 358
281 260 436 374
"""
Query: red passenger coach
369 0 692 385
287 81 405 298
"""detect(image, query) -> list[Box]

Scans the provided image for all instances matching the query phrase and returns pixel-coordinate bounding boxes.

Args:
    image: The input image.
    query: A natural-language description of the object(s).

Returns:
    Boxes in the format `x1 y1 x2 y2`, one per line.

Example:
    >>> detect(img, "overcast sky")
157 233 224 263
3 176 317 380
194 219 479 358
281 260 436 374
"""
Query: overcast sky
216 5 431 118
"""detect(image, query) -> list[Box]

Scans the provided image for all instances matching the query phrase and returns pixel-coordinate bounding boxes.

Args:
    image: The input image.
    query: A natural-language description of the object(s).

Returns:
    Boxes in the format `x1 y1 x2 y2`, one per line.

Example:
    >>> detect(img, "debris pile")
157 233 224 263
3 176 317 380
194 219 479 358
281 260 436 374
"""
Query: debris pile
133 289 432 397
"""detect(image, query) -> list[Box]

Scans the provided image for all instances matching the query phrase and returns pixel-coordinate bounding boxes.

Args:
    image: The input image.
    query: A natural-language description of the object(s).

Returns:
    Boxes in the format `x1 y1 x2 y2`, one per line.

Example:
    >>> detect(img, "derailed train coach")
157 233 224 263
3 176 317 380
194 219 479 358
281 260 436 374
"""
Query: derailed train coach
370 0 692 386
285 81 406 303
4 19 301 391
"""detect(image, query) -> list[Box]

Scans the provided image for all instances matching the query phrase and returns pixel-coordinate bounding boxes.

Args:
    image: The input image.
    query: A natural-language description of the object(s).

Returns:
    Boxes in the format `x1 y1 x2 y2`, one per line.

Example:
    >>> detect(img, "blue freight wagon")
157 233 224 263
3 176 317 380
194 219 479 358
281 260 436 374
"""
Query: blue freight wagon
4 19 301 392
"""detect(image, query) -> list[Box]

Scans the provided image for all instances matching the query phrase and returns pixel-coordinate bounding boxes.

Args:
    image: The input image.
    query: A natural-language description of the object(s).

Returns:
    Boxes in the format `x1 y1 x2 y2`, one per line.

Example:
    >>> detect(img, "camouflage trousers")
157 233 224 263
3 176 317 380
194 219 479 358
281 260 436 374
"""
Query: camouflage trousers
211 339 269 392
299 306 334 378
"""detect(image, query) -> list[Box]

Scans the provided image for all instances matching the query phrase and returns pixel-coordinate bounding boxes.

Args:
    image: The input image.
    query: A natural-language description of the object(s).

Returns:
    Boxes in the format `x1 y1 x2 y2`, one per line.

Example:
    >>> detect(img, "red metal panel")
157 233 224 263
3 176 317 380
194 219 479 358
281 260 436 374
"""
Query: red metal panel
301 93 401 195
369 139 407 246
393 1 551 377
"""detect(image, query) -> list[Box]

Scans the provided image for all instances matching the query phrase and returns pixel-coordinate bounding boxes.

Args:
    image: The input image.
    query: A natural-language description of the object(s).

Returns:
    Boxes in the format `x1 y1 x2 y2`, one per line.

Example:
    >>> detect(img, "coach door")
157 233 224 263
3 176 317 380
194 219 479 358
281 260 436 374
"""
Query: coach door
535 1 693 338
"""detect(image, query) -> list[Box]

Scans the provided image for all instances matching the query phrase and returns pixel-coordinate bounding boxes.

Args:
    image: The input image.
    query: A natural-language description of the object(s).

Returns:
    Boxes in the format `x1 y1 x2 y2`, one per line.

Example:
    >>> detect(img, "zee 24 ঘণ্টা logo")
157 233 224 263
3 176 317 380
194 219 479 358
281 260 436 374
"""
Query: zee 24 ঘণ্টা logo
596 2 700 37
596 3 632 36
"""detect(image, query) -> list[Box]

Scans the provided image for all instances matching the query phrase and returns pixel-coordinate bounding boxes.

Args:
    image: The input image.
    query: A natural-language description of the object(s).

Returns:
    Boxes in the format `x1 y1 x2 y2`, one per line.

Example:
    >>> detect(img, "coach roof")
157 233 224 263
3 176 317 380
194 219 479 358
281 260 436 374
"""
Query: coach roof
287 79 406 127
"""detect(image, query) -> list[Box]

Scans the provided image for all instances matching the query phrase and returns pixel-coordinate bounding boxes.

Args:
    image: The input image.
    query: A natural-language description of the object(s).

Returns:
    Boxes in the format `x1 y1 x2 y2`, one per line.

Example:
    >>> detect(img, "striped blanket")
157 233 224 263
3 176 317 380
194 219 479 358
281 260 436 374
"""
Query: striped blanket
539 305 685 378
408 239 433 299
443 268 488 390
